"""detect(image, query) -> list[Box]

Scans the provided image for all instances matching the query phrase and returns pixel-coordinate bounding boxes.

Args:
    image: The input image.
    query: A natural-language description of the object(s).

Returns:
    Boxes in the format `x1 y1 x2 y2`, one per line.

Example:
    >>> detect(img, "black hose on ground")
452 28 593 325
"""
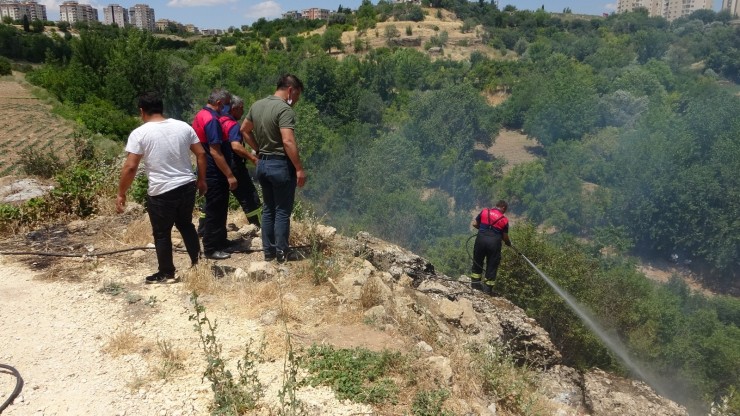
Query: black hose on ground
0 364 23 414
0 244 313 258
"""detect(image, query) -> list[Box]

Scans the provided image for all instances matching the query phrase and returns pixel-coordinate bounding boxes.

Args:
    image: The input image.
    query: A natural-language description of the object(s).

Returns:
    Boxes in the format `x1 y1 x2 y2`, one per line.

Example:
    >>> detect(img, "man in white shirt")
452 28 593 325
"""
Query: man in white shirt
116 92 208 284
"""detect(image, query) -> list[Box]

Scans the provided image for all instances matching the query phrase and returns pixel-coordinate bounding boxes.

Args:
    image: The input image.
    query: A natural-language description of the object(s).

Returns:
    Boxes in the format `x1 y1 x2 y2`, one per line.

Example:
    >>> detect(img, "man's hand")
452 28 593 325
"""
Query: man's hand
116 194 126 214
197 179 207 196
296 169 307 188
227 175 238 191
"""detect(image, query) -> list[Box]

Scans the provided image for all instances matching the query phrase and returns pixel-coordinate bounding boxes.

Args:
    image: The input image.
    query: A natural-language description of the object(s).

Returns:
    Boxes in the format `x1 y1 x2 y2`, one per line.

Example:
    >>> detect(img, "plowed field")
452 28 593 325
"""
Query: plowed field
0 74 76 177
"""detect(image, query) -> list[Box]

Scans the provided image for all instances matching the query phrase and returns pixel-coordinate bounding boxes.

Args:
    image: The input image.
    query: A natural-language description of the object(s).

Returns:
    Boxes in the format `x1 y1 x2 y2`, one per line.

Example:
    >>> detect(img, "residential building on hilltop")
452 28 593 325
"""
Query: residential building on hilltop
282 10 301 19
129 3 154 31
616 0 714 20
184 23 198 33
103 3 128 26
59 1 98 24
723 0 739 16
302 8 330 20
0 0 47 22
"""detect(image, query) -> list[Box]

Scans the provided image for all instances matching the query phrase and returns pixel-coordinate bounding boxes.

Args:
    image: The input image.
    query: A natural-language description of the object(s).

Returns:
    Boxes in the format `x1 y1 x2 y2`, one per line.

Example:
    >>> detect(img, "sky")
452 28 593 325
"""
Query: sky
40 0 724 31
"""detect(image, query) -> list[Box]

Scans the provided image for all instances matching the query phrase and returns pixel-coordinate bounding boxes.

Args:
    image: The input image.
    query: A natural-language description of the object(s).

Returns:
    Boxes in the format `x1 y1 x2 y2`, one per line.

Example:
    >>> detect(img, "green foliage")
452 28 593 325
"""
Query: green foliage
0 56 11 75
19 146 66 178
411 389 453 416
302 345 402 404
189 293 264 415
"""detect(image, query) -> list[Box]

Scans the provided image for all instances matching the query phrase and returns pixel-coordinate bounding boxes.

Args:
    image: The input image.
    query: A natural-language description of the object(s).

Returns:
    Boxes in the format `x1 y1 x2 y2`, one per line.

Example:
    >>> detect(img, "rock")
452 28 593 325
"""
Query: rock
426 356 453 386
363 305 386 321
539 365 584 408
316 224 336 239
131 250 146 259
583 369 688 416
0 178 53 203
418 280 451 294
428 46 443 55
260 310 278 326
238 224 259 237
360 274 392 307
246 261 276 281
67 220 87 233
171 238 183 248
415 341 433 353
439 298 464 323
233 268 247 280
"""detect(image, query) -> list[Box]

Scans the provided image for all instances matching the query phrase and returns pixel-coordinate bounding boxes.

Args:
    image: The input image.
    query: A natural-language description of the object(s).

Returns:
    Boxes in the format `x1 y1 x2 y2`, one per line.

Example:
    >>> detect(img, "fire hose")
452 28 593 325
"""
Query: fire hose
0 364 23 414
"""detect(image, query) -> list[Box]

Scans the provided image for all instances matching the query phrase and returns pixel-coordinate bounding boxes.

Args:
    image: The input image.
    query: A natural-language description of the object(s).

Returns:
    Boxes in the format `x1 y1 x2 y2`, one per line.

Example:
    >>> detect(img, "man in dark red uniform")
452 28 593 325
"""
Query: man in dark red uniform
192 89 237 260
470 200 511 295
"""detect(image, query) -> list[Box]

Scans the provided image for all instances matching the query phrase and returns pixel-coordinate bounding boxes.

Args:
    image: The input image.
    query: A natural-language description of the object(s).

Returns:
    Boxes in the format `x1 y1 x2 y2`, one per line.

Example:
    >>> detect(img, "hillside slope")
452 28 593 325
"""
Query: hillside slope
0 206 688 416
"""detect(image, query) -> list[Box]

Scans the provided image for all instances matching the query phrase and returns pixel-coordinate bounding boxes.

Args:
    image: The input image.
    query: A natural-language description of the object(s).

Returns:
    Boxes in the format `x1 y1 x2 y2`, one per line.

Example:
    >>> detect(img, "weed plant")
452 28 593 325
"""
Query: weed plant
277 335 307 416
471 342 546 415
156 338 185 380
301 345 403 404
411 389 454 416
189 293 263 415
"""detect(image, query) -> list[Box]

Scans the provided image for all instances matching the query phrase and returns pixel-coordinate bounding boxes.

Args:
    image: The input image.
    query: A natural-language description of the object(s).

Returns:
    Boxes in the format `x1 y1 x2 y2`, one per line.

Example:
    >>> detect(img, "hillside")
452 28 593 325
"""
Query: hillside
0 205 689 416
0 73 76 176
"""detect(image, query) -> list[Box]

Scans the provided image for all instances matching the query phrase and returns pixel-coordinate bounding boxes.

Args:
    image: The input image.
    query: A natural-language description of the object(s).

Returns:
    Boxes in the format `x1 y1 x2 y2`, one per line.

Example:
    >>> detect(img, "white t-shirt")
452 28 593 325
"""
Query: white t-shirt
125 119 200 196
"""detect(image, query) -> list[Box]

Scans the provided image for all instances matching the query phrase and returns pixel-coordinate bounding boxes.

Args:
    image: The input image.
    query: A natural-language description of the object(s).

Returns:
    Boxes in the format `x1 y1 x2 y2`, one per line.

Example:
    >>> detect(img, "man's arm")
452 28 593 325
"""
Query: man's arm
190 143 208 196
231 141 258 164
503 232 512 246
240 119 259 153
228 125 258 164
281 127 306 188
116 152 143 213
210 145 237 190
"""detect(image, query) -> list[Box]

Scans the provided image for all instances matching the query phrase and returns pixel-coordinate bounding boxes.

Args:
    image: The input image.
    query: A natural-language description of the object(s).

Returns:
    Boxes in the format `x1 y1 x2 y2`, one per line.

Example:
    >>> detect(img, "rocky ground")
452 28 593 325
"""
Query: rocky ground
0 203 690 416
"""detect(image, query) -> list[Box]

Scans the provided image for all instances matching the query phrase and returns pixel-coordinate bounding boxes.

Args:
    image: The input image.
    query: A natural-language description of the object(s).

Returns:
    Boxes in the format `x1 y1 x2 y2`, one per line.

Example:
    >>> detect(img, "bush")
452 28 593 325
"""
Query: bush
0 56 11 75
19 146 66 178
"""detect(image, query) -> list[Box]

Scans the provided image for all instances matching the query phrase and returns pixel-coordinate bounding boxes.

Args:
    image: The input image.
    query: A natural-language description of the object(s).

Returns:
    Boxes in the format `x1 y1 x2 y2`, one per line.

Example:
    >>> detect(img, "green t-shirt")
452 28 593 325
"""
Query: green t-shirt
245 95 296 156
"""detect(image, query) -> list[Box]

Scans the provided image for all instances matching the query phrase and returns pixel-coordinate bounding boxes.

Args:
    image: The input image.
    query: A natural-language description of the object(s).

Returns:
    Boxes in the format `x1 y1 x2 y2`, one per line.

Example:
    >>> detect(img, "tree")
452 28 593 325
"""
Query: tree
322 26 343 52
31 18 43 33
22 15 29 32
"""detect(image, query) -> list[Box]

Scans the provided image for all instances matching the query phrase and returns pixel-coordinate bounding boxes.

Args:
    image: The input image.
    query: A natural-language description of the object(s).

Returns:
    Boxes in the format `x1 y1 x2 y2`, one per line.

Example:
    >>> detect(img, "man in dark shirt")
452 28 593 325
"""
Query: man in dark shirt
240 74 305 262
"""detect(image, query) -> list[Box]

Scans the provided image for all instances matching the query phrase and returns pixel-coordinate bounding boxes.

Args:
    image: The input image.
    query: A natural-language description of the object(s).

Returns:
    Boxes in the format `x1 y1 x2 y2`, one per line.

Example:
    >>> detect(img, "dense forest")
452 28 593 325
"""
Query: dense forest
1 0 739 412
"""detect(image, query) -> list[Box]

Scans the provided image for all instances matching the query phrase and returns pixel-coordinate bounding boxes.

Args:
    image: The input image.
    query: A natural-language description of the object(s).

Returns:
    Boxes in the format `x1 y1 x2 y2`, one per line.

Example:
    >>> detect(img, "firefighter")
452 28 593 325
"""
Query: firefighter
470 200 511 295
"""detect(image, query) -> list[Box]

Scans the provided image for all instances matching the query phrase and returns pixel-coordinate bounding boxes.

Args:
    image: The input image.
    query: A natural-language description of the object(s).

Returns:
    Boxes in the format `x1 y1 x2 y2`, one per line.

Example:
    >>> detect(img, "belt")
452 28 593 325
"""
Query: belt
259 154 287 160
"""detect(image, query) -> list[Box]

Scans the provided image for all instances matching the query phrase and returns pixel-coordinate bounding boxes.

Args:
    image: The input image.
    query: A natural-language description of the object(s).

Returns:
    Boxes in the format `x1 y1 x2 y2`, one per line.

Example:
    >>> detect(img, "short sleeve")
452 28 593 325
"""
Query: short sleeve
227 124 241 143
278 107 296 130
125 130 143 155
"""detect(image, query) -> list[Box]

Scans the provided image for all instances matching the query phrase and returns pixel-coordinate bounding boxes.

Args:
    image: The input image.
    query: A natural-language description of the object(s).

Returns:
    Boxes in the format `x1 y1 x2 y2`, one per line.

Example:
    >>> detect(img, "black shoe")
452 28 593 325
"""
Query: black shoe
276 250 302 263
204 250 231 260
145 271 176 284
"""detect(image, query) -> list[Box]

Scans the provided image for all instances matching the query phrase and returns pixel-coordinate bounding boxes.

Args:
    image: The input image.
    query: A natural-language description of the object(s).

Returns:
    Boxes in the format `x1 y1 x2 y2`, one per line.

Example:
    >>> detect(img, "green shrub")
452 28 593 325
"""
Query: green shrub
412 389 454 416
302 345 402 404
19 146 66 178
0 56 11 75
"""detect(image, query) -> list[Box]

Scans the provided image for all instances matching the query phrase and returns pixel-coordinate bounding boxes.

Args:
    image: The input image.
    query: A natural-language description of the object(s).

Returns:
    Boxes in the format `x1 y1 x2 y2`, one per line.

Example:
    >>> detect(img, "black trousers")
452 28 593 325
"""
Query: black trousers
230 159 261 226
146 182 200 274
471 232 503 284
202 177 229 254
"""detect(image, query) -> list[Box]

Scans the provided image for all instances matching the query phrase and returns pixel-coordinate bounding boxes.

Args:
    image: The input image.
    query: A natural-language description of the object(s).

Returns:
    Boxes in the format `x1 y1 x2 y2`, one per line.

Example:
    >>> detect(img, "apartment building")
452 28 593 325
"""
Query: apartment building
301 7 330 20
59 1 98 24
128 3 154 31
184 23 198 33
103 3 128 26
282 10 301 19
0 0 47 21
722 0 739 16
616 0 714 20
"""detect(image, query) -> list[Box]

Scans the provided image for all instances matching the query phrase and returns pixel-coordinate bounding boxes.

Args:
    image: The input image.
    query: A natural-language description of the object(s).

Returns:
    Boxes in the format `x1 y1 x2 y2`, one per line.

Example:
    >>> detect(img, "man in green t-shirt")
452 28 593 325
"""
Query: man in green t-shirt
240 74 305 262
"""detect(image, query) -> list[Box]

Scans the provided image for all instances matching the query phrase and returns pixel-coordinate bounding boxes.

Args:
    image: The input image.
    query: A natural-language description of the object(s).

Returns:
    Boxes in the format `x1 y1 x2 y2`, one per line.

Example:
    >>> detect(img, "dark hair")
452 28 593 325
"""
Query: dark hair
495 200 508 210
276 74 304 91
138 92 163 115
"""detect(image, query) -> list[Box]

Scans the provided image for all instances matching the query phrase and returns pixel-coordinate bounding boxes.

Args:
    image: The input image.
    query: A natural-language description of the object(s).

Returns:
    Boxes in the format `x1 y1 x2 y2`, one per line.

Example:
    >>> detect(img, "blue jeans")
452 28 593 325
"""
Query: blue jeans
256 159 296 256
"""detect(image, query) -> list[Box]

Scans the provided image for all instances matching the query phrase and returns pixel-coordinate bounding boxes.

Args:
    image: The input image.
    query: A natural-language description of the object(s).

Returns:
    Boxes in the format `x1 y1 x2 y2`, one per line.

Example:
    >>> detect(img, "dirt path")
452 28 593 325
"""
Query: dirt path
0 252 373 416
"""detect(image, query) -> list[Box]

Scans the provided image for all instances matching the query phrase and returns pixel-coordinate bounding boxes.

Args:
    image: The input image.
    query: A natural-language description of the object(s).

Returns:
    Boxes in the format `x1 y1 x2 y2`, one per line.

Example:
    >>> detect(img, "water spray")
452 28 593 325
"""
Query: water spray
510 245 668 397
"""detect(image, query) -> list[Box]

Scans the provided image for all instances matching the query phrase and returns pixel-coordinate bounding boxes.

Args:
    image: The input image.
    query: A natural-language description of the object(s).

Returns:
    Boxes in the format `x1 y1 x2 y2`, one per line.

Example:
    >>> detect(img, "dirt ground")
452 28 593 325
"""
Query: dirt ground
0 209 388 416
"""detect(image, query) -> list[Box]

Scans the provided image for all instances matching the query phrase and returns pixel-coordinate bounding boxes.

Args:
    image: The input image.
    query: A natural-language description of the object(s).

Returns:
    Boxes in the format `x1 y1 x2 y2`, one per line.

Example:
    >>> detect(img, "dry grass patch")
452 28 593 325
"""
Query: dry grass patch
156 338 185 380
360 275 385 309
104 327 141 356
122 215 152 245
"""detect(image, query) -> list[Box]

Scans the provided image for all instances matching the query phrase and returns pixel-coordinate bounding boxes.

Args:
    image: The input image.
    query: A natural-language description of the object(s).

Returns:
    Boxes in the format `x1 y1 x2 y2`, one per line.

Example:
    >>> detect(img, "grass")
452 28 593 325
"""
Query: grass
156 338 185 380
104 328 140 356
